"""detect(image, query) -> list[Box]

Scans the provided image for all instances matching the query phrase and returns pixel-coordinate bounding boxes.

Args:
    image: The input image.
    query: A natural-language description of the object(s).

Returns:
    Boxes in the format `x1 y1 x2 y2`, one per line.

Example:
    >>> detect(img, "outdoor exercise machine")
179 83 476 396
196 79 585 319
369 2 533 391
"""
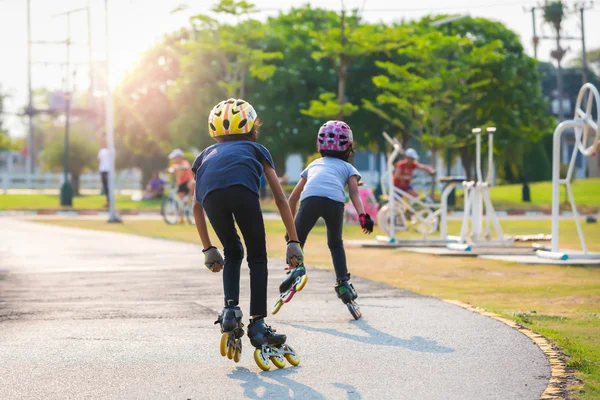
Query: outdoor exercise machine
537 83 600 261
376 132 465 246
446 127 514 251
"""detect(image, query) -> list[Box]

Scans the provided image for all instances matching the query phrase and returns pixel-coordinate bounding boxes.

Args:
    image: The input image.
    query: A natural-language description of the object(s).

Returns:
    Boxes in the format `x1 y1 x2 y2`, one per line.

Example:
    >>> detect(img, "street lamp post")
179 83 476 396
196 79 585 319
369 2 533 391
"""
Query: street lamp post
105 0 121 223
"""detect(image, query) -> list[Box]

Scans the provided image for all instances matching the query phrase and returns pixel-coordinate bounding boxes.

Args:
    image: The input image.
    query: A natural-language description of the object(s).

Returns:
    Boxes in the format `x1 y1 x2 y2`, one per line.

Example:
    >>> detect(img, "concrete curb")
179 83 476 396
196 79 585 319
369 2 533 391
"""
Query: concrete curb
443 300 571 399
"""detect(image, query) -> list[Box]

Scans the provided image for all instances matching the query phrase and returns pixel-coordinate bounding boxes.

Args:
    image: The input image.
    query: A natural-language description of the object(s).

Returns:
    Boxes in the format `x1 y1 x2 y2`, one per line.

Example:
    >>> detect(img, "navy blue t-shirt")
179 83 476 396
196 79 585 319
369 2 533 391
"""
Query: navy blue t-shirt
191 140 275 205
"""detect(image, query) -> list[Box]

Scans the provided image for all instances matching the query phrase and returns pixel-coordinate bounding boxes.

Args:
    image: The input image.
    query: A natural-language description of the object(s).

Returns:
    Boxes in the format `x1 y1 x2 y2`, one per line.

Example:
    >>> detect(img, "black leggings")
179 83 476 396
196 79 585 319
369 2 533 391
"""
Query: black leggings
295 196 348 281
202 186 268 317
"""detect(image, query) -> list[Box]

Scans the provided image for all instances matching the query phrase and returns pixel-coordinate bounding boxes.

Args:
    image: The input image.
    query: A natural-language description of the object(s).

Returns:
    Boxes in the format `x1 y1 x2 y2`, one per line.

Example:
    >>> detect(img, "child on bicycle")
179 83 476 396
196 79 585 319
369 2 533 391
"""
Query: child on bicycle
393 148 435 199
168 149 196 201
191 98 304 367
286 120 374 312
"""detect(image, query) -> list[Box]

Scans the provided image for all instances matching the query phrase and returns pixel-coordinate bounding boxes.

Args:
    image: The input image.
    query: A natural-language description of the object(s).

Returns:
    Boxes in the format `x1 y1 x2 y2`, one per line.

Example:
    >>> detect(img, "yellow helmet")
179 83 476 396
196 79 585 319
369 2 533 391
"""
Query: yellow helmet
208 98 257 137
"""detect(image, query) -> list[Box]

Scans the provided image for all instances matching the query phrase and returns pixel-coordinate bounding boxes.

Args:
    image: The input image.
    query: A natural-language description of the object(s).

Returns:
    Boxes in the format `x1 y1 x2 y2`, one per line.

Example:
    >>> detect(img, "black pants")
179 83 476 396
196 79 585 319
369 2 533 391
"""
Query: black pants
100 172 109 203
295 196 348 281
203 185 268 317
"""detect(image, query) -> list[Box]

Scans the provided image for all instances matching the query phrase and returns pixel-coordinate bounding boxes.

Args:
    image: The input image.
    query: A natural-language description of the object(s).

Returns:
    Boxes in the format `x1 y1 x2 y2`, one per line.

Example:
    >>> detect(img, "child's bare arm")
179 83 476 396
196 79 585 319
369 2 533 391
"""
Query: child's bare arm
263 162 299 242
416 162 436 174
288 177 307 218
348 176 374 234
193 200 223 272
348 176 365 215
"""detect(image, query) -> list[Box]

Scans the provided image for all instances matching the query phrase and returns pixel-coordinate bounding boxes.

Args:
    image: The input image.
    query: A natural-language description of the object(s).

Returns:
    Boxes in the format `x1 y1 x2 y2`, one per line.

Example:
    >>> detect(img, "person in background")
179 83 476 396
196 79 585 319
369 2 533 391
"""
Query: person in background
393 148 435 199
142 172 165 200
168 149 195 201
98 138 111 208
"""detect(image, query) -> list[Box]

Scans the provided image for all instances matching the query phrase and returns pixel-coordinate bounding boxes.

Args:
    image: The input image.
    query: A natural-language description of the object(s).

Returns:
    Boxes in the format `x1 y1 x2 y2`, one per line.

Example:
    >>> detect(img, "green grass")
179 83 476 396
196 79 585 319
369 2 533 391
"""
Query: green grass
37 217 600 398
0 194 279 213
487 178 600 213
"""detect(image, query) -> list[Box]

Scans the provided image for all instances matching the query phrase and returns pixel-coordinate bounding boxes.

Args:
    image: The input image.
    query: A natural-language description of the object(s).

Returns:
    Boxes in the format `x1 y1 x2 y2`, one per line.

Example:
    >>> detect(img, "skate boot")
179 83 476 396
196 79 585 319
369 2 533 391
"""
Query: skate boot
271 264 308 315
247 317 300 371
335 275 361 320
214 301 245 363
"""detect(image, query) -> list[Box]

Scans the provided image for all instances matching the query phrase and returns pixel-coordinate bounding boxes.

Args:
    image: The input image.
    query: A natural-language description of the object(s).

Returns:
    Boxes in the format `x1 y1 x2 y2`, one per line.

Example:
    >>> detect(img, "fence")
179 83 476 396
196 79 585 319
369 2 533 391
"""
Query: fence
2 171 142 194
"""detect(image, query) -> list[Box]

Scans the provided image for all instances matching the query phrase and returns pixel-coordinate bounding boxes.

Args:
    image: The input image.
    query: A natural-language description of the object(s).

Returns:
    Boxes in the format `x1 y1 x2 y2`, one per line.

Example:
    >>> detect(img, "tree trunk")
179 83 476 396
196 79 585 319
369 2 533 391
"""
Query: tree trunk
459 146 473 181
141 165 154 191
337 9 347 120
337 62 348 120
71 173 80 196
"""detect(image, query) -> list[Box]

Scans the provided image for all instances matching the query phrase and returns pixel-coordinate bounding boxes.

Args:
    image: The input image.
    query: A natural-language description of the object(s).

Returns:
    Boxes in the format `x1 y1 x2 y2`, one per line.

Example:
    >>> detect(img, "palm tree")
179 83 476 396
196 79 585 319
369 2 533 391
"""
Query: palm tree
542 1 568 120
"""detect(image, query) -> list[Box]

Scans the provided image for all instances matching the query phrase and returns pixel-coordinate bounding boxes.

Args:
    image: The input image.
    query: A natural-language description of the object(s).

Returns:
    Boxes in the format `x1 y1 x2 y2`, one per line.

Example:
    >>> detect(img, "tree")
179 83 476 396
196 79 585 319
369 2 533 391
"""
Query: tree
366 20 504 193
367 17 553 188
302 10 411 120
168 0 283 153
542 1 568 121
114 30 186 187
39 121 98 195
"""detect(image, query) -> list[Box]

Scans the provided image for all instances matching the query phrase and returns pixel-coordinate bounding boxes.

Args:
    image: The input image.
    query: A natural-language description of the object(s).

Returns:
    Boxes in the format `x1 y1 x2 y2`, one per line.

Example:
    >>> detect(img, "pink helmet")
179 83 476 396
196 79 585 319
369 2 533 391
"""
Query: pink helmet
317 120 354 152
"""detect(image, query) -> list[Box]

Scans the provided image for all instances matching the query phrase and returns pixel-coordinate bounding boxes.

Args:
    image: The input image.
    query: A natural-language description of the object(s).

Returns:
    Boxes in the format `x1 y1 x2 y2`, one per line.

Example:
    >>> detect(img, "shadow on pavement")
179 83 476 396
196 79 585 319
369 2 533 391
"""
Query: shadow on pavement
228 366 326 399
331 382 363 399
282 318 454 354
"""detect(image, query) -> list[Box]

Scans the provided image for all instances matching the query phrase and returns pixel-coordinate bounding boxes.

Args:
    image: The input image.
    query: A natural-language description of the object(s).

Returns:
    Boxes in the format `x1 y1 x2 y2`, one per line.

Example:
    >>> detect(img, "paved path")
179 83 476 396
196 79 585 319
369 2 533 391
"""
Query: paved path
0 219 550 399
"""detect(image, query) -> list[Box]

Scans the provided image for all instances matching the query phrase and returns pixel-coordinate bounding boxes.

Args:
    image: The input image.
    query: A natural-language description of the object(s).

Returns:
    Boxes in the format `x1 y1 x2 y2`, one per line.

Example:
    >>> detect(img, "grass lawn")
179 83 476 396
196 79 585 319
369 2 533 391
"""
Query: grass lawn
487 178 600 213
0 194 279 214
2 178 599 213
37 217 600 399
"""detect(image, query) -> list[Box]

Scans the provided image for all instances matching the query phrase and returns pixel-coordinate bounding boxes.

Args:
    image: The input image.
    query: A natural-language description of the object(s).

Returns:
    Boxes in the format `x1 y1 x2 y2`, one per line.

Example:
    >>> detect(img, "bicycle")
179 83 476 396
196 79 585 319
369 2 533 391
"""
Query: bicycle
161 169 195 225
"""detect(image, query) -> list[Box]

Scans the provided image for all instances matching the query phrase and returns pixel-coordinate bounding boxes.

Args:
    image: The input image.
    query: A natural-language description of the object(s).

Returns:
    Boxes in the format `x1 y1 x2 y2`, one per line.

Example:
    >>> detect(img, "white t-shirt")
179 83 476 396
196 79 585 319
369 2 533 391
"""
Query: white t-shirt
98 148 110 172
300 157 361 204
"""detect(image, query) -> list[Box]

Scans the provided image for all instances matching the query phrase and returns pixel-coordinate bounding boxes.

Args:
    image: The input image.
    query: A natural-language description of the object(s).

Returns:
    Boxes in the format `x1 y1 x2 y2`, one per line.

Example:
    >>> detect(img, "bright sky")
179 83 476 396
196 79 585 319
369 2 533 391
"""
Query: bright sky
1 0 599 138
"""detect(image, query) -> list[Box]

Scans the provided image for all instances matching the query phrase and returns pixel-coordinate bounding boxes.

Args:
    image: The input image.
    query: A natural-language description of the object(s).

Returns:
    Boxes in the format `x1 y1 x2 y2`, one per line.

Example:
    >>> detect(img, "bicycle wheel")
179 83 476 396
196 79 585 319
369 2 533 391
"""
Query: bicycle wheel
185 204 195 225
161 197 179 225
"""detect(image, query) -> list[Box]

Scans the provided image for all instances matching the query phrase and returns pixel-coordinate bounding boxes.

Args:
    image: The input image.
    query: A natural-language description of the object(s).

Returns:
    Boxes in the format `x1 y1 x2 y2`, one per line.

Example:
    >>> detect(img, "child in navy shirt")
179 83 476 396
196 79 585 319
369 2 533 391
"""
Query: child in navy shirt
191 98 303 369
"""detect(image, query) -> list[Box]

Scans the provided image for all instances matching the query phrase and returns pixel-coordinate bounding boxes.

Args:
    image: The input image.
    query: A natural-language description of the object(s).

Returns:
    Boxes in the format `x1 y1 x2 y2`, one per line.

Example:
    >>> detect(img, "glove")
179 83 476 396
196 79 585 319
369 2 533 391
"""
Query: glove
286 240 304 267
359 213 374 234
203 246 224 272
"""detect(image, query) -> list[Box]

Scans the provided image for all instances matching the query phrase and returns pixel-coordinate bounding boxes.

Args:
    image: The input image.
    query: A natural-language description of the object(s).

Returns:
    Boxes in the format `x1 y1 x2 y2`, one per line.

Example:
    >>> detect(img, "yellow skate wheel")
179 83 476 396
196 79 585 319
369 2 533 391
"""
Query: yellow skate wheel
283 345 300 367
233 347 241 363
296 275 308 292
270 354 286 369
227 340 234 359
253 349 271 371
271 299 283 315
219 333 229 357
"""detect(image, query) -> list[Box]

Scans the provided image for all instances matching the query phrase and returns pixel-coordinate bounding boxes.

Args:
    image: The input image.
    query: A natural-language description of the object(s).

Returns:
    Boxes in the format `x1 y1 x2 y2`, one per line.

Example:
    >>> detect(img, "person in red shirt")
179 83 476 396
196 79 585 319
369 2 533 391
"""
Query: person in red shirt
393 148 435 198
168 149 195 201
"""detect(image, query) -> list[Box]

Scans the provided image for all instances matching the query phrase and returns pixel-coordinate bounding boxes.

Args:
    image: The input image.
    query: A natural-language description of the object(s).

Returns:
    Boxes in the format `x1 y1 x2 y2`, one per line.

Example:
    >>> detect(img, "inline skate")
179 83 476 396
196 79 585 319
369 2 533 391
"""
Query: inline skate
271 264 308 315
335 275 361 320
214 301 245 363
247 317 300 371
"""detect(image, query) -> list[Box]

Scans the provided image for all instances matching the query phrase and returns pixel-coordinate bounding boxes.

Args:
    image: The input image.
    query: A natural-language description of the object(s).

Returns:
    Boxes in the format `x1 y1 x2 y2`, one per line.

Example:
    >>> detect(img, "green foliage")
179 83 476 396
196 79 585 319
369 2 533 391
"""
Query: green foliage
368 16 553 180
303 13 411 120
114 30 185 186
0 131 10 152
542 1 567 32
39 121 98 195
523 139 552 182
107 4 555 184
301 92 359 120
